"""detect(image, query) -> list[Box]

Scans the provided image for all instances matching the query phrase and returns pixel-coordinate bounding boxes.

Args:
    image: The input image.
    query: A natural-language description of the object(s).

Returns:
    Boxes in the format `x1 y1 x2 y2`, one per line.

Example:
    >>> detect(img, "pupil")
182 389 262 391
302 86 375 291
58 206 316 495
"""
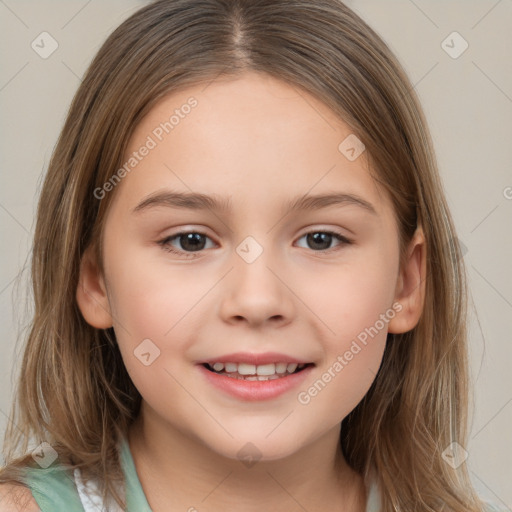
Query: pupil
308 232 332 250
181 233 205 251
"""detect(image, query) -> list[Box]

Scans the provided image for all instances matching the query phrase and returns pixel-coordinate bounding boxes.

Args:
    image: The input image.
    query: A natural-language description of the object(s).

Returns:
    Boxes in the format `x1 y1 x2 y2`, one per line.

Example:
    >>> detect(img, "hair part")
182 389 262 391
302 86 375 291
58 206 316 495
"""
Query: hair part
2 1 484 510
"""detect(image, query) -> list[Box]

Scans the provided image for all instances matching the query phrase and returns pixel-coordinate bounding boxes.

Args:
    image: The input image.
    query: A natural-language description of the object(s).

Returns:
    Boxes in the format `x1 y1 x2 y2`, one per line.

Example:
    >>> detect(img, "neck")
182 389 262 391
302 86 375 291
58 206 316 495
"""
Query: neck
128 403 367 512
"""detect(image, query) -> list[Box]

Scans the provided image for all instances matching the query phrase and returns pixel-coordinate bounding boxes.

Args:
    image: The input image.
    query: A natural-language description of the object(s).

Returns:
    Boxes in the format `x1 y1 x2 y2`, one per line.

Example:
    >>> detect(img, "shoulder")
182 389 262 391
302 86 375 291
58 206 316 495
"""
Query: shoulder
19 464 85 511
0 483 40 512
0 464 86 511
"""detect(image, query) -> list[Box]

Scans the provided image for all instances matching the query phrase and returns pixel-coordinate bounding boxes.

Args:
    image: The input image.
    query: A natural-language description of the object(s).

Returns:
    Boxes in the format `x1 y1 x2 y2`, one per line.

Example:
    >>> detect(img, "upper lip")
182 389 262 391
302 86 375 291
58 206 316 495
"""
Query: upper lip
200 352 314 366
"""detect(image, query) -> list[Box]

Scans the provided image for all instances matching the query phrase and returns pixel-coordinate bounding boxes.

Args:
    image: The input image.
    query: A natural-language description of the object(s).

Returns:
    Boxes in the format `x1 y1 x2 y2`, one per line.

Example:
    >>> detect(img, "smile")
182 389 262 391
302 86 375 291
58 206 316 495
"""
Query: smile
198 362 315 401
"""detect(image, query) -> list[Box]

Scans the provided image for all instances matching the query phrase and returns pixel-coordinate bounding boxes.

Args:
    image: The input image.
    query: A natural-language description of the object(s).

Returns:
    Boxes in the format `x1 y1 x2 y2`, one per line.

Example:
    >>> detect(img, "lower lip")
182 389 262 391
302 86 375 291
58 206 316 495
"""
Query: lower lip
198 364 315 401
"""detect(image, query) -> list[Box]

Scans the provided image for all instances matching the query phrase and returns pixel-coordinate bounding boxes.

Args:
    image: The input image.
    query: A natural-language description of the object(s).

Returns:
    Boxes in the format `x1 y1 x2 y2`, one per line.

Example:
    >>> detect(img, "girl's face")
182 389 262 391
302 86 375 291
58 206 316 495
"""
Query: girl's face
79 71 424 462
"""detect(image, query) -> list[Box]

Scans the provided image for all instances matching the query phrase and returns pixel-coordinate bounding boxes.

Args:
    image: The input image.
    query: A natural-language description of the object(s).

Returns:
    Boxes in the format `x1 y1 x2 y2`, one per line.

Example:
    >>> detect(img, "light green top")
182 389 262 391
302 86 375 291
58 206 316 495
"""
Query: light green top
22 437 152 511
21 439 507 512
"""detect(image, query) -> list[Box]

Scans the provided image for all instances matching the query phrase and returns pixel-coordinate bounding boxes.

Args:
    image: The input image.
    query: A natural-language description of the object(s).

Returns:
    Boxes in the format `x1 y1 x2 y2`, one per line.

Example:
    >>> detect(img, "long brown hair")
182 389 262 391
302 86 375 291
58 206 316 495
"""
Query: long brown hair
1 0 486 510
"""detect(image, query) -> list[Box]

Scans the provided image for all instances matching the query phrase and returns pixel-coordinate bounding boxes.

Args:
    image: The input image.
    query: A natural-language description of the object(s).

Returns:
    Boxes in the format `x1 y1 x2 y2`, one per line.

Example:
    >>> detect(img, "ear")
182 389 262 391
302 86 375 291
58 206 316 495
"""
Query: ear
388 226 427 334
76 245 113 329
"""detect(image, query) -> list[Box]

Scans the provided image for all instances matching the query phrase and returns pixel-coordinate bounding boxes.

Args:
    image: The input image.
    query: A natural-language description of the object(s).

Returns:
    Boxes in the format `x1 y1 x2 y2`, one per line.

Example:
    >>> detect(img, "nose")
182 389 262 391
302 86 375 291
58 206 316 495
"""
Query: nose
218 248 295 328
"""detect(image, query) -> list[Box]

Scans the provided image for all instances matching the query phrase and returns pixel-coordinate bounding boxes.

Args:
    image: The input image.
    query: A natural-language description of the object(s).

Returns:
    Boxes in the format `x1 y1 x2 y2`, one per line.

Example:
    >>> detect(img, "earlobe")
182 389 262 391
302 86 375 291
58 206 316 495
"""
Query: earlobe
388 227 427 334
76 246 113 329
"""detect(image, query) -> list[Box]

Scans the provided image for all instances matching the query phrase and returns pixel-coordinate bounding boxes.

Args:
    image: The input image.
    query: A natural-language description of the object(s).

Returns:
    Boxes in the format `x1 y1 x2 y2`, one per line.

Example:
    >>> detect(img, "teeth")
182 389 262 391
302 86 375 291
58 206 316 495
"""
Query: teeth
256 363 275 376
206 361 307 377
227 374 281 381
287 363 298 373
275 362 287 373
225 362 238 373
238 363 256 375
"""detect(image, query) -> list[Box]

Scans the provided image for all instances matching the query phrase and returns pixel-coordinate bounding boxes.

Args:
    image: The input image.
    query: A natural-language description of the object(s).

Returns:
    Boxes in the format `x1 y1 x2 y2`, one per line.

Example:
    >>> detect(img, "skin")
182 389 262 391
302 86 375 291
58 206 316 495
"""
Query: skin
0 485 40 512
76 71 426 512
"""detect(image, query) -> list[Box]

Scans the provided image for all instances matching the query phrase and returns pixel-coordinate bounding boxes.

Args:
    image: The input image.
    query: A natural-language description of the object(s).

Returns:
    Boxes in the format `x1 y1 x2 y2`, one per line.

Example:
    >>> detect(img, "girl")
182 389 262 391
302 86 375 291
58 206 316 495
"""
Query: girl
0 0 505 510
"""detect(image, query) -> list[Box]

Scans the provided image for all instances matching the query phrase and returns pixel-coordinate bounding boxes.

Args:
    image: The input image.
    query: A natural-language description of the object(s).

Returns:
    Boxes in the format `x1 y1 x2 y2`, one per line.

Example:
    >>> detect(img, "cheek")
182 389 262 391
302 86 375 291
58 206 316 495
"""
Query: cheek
103 246 215 388
294 250 396 416
105 246 213 339
300 247 397 343
296 284 390 426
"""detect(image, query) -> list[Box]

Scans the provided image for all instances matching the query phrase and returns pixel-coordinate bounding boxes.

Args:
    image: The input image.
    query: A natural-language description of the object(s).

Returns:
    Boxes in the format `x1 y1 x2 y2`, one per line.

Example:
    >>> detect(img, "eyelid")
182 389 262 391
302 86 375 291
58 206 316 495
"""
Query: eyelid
296 224 353 241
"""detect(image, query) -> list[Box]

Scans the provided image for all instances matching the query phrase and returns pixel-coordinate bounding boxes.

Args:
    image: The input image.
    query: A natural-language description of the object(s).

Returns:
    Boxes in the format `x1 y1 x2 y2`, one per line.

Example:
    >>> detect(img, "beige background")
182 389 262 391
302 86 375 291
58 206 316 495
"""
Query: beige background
1 0 511 507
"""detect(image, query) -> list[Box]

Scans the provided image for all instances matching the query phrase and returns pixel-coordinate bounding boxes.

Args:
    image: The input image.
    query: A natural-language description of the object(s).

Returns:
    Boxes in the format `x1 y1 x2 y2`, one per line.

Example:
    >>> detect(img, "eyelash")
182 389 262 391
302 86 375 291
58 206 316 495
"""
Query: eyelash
157 229 353 258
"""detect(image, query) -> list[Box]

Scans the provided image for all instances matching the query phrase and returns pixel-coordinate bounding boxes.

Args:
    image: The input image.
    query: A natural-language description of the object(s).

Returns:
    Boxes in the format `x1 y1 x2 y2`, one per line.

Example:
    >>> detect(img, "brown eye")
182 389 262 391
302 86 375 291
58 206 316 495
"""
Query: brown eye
296 231 352 252
158 231 215 256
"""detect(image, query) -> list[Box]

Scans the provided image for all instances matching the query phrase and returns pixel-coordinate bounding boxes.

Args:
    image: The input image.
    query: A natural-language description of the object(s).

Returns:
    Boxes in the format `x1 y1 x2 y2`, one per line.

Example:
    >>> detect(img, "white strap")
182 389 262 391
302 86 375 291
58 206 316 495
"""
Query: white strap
364 468 381 512
74 467 123 512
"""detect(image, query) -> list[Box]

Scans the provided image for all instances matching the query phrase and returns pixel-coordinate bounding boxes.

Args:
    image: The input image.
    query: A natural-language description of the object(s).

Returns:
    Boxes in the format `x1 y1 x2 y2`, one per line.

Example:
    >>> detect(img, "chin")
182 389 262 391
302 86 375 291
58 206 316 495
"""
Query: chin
204 434 307 465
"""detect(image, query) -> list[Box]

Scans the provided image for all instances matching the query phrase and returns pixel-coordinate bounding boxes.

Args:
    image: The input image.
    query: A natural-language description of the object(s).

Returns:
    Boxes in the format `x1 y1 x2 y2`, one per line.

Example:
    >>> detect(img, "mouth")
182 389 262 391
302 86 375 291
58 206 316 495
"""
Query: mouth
202 361 315 381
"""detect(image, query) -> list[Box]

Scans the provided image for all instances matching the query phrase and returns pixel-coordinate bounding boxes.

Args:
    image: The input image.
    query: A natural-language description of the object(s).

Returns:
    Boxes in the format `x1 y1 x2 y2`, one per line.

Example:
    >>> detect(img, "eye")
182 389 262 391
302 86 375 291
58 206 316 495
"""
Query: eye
157 229 352 258
158 231 215 258
295 230 352 252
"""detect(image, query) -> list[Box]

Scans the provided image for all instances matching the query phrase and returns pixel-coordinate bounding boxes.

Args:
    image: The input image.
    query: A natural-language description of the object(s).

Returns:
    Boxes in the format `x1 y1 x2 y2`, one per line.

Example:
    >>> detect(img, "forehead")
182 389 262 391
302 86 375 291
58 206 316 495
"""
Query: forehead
112 71 389 216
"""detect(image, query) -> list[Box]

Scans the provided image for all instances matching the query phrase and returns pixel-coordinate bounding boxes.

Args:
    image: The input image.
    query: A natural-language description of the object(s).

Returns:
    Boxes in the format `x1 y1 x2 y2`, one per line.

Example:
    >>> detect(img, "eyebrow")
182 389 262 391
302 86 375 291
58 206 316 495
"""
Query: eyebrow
132 190 377 216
